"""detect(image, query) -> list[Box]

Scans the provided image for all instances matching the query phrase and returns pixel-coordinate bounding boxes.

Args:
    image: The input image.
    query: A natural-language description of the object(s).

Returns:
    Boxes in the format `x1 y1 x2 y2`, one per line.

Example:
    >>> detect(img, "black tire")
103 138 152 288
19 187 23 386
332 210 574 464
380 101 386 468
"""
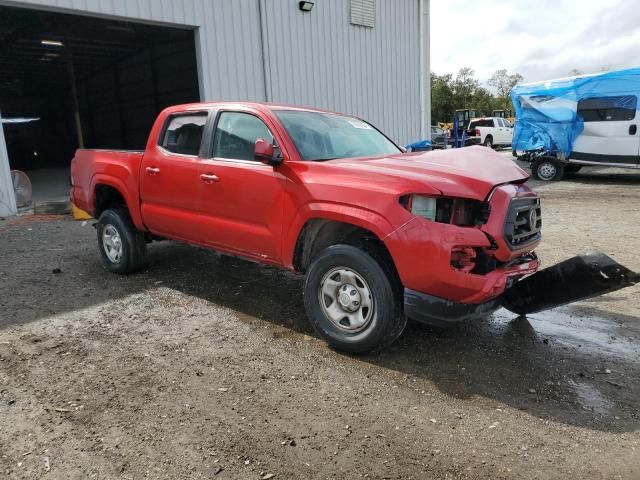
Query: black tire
303 244 406 354
97 208 147 274
483 135 493 148
531 158 565 181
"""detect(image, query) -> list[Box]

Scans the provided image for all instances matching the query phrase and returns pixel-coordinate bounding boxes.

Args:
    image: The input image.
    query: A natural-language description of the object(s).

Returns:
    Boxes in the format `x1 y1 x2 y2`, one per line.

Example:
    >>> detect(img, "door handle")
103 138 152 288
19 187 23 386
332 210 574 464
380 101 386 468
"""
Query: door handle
629 125 637 135
145 167 160 175
200 173 220 183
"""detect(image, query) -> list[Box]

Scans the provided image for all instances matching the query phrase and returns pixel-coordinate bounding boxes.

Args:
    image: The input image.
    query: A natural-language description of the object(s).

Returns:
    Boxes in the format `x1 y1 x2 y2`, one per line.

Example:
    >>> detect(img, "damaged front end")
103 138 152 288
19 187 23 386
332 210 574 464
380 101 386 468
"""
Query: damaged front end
399 182 638 324
501 251 640 315
405 252 638 327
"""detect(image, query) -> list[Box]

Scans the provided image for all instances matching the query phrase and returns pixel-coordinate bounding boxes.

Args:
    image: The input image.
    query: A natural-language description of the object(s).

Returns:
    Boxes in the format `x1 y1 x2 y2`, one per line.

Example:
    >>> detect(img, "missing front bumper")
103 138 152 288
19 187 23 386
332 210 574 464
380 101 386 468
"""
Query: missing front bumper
405 252 638 325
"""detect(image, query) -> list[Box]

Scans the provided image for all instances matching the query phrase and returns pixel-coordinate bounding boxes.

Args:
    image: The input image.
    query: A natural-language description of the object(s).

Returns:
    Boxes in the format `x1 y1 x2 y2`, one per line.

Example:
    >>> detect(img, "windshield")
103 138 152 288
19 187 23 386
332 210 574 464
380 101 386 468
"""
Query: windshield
274 110 401 161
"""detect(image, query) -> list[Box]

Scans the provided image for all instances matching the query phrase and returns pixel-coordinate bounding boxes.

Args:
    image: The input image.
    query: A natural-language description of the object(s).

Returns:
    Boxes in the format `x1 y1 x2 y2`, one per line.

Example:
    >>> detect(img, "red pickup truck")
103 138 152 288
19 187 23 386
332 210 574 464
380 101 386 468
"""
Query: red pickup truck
71 102 638 353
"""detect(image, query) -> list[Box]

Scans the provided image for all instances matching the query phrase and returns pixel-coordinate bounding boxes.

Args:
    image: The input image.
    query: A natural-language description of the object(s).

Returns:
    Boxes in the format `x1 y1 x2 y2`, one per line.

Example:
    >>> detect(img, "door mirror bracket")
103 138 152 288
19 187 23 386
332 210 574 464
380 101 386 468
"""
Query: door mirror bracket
254 138 282 165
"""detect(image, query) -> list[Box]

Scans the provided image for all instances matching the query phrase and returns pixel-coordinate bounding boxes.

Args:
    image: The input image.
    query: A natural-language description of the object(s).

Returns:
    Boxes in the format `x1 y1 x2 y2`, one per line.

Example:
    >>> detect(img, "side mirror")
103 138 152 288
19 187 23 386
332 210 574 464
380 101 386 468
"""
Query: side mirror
254 138 281 165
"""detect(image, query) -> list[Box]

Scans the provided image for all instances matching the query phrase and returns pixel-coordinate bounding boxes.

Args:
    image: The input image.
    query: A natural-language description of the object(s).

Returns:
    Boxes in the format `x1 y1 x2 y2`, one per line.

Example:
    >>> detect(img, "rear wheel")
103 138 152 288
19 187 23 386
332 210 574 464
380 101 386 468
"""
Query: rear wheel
483 135 493 148
532 158 565 181
97 209 147 274
304 245 406 354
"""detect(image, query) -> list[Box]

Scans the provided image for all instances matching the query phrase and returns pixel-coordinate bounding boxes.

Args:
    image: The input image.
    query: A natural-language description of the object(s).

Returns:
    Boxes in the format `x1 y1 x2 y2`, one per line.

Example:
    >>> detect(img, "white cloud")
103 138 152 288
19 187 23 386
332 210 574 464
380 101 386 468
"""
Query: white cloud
430 0 638 85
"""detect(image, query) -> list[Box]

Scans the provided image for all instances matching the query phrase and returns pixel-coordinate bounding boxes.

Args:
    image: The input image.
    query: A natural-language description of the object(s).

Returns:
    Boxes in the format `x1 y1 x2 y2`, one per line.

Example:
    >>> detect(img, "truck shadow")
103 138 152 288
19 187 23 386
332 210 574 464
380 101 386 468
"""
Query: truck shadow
140 242 640 434
2 219 639 434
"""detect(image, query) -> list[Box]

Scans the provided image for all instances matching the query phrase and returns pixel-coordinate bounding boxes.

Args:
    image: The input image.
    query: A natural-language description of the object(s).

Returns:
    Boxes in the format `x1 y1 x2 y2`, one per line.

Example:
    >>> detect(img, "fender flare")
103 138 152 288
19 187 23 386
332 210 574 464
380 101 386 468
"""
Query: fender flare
283 201 395 270
90 173 144 231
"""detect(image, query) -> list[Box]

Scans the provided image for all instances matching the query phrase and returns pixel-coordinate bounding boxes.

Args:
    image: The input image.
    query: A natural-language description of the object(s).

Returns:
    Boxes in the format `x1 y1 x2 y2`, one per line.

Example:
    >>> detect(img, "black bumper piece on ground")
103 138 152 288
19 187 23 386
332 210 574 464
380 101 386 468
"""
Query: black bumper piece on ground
405 252 639 326
501 251 639 315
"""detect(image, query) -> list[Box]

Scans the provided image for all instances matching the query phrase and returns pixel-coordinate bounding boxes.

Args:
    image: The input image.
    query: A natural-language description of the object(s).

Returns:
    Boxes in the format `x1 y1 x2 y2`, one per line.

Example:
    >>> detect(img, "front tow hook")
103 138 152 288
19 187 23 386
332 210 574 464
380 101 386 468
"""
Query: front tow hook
501 251 639 315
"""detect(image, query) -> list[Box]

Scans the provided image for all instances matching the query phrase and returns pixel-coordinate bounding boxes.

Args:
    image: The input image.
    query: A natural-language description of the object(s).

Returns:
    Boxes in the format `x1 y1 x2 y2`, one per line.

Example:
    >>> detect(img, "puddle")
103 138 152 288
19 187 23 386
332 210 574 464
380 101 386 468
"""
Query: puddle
567 380 613 416
493 307 639 359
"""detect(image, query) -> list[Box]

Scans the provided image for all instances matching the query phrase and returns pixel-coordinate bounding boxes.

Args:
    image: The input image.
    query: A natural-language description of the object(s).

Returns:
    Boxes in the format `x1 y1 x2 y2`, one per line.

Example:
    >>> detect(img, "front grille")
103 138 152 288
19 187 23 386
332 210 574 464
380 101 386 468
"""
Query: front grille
504 197 541 248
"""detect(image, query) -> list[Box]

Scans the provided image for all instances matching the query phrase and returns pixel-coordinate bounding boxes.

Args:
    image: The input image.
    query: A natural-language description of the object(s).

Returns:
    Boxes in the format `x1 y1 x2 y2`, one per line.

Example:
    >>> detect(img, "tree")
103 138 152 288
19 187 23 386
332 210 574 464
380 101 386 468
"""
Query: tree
431 73 455 124
471 87 497 118
430 67 523 124
488 69 523 110
453 67 480 108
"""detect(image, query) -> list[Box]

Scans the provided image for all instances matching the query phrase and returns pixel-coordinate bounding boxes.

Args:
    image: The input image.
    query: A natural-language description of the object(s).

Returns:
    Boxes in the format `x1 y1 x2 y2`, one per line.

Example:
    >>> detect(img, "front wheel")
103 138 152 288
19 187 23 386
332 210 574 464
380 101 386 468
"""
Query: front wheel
532 158 565 181
303 245 406 354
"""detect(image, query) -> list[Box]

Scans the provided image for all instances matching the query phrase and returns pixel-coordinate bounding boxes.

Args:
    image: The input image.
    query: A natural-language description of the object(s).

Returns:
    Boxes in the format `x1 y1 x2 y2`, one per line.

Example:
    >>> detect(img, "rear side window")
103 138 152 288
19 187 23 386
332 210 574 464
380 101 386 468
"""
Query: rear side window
577 95 637 122
212 112 274 161
469 119 494 129
160 113 208 156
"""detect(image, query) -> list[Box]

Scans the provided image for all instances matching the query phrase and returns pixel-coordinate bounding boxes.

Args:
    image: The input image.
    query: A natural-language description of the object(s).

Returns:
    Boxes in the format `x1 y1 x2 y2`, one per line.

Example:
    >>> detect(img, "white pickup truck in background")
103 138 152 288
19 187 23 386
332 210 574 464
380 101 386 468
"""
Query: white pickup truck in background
467 117 513 148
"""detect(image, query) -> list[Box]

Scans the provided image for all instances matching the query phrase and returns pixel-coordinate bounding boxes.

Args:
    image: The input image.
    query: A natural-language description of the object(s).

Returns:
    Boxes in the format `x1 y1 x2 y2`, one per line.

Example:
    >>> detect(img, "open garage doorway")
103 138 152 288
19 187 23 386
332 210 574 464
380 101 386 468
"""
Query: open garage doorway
0 5 200 211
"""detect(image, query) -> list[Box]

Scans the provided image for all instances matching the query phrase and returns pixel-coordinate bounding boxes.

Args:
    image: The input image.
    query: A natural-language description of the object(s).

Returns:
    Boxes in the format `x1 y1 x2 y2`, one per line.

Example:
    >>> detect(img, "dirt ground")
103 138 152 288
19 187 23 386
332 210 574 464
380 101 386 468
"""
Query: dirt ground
1 165 639 479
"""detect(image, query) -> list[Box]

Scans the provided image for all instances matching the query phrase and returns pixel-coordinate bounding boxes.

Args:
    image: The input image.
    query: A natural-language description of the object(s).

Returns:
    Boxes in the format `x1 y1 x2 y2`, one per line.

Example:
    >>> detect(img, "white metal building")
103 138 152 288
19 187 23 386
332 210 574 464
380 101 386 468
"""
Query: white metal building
0 0 430 217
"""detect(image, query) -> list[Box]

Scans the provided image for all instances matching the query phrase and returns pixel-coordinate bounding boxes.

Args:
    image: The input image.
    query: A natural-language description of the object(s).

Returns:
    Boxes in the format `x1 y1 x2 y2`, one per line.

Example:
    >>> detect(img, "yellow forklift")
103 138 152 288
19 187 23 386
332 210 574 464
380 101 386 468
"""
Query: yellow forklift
492 109 515 125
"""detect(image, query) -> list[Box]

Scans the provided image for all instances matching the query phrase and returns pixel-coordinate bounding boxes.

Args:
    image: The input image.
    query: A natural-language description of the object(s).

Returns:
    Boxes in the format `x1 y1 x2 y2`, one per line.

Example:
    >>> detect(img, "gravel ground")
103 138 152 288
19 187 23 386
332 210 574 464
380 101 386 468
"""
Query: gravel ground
1 166 639 479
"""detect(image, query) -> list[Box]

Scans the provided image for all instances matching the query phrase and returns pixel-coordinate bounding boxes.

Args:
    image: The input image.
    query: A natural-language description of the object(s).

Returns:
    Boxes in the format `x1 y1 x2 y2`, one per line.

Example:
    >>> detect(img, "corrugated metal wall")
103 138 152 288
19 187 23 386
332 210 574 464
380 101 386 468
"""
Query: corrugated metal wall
6 0 424 144
9 0 267 103
262 0 421 144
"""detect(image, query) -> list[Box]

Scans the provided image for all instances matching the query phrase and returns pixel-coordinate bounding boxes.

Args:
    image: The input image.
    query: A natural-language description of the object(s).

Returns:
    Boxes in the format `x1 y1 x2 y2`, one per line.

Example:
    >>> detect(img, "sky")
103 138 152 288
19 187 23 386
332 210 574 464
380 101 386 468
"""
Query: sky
430 0 640 87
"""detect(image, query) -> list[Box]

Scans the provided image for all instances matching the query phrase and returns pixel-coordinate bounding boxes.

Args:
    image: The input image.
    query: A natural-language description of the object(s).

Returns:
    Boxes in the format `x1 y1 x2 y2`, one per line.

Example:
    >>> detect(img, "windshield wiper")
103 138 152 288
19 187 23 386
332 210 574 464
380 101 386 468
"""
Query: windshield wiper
312 157 338 162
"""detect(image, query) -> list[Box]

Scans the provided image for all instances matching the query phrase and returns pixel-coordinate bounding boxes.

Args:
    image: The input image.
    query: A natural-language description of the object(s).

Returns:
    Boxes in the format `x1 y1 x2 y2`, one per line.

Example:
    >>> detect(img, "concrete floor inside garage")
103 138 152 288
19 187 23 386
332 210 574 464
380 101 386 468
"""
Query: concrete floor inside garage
0 5 201 212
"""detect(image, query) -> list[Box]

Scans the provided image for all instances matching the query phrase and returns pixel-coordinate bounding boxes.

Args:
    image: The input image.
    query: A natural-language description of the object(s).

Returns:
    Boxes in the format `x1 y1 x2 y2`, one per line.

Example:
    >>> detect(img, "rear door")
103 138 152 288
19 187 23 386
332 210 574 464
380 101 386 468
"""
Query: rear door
572 95 640 165
139 111 209 241
496 118 511 144
503 118 514 144
197 110 287 262
494 118 505 144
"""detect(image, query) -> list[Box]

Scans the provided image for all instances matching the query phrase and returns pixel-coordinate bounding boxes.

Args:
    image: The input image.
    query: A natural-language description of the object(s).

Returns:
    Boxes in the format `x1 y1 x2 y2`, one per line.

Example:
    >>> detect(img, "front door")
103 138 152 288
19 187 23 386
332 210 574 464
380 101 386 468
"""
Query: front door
572 95 640 165
198 110 286 262
139 111 208 241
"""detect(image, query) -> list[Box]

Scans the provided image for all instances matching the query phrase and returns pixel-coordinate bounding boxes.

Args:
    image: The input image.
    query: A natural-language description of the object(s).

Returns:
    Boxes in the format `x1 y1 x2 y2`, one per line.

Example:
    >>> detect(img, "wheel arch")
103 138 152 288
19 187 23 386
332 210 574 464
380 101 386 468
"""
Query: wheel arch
91 174 144 230
291 217 401 293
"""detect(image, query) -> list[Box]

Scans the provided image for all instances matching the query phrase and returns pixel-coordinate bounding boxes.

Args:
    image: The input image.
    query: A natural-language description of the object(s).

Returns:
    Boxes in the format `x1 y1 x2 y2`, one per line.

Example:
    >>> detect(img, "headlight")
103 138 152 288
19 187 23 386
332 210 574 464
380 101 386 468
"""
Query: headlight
409 195 437 221
400 195 490 226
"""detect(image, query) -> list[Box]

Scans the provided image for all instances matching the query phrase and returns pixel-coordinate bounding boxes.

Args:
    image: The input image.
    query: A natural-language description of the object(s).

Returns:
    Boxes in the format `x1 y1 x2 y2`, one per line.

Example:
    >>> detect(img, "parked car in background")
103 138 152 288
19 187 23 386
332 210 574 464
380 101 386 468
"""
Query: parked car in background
430 125 447 149
466 117 513 148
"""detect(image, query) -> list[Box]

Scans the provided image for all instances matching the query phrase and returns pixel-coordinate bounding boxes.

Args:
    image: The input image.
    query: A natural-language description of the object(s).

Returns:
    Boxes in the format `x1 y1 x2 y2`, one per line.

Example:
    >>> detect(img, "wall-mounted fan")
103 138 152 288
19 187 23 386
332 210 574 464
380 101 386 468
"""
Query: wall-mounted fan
10 169 32 207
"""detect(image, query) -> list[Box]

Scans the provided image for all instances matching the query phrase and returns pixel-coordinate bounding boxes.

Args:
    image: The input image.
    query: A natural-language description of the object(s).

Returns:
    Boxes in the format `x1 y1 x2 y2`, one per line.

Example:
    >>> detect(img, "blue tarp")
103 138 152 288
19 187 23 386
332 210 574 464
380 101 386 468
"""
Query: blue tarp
510 67 640 157
406 139 432 151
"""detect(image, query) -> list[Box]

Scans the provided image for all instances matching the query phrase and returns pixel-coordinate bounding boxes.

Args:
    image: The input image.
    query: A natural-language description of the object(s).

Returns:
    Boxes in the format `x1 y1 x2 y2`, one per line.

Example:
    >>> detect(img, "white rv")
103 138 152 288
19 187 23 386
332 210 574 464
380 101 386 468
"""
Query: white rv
511 69 640 181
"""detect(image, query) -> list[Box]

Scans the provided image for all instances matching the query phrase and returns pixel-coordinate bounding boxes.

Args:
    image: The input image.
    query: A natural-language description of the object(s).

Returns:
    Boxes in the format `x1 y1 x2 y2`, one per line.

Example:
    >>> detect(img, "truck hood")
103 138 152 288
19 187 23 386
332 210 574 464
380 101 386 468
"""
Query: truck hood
325 146 529 199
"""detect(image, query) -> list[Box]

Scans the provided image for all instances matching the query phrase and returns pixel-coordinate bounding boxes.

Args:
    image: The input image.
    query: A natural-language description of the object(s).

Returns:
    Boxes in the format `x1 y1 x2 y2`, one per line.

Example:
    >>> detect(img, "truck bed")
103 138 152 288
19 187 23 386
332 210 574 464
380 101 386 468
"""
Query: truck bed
70 148 144 224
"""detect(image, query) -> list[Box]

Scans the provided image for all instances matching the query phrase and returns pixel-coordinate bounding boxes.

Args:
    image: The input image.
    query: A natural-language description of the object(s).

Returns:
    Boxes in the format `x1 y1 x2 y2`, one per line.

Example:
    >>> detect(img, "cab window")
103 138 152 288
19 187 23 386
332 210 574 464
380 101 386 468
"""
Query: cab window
212 112 274 161
160 113 207 156
577 95 637 122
